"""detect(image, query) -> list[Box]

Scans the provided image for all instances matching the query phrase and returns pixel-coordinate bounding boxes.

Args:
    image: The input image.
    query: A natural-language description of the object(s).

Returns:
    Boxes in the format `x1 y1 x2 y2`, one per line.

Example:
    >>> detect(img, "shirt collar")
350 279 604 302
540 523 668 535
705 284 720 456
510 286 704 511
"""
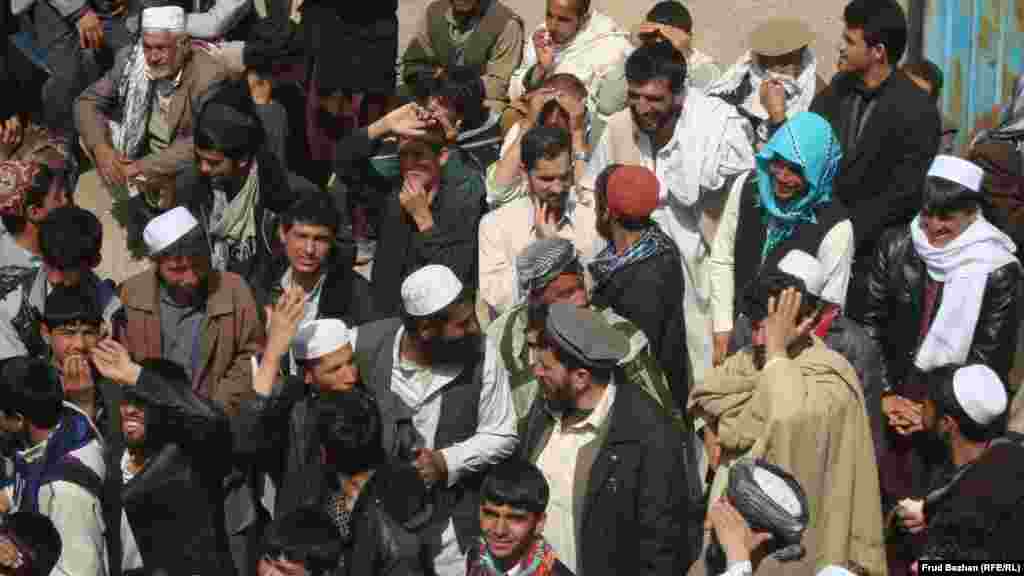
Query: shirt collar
281 267 327 300
391 325 465 381
527 191 579 232
560 377 616 432
631 113 686 157
445 0 489 33
851 69 893 101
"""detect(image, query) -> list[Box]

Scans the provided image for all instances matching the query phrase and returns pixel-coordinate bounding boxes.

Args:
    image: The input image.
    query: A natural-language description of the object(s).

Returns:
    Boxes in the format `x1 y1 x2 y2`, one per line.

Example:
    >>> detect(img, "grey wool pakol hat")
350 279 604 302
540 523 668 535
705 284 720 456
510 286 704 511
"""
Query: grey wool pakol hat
544 302 628 369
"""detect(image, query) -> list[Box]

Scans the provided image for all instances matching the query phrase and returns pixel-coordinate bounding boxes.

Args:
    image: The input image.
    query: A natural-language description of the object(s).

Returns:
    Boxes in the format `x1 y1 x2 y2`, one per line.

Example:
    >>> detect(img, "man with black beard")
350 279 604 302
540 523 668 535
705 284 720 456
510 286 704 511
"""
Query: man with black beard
520 303 694 576
893 365 1024 564
118 206 263 416
354 264 518 576
584 41 754 411
116 206 264 576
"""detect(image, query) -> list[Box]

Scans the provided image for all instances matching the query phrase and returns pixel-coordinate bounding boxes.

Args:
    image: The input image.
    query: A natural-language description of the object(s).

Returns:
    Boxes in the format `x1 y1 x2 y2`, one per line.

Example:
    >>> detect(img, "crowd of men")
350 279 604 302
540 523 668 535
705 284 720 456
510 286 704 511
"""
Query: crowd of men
1 0 1024 574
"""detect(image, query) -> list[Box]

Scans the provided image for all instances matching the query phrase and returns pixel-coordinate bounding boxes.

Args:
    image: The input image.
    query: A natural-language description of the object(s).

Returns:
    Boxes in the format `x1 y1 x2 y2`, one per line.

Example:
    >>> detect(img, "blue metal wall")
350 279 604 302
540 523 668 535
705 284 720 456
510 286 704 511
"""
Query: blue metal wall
924 0 1023 150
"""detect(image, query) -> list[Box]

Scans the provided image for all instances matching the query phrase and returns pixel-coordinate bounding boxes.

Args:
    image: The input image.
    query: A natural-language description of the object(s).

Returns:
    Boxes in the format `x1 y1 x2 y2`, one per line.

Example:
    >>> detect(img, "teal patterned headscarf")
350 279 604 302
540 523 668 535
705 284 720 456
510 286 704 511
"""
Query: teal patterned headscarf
755 112 842 259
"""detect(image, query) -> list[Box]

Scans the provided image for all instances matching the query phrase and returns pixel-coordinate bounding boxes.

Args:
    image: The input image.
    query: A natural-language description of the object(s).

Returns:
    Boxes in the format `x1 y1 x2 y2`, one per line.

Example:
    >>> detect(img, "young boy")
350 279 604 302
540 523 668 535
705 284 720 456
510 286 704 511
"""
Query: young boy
467 459 574 576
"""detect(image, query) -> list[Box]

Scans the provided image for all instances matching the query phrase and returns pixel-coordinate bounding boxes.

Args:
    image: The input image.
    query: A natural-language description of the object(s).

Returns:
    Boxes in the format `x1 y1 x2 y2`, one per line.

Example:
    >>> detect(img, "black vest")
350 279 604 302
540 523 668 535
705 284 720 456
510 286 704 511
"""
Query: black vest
354 318 485 550
734 176 849 311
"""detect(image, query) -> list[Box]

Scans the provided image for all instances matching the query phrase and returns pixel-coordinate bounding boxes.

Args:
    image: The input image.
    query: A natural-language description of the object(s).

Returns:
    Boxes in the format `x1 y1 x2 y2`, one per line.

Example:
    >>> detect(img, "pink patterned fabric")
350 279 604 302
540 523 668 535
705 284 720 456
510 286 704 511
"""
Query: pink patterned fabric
0 160 42 216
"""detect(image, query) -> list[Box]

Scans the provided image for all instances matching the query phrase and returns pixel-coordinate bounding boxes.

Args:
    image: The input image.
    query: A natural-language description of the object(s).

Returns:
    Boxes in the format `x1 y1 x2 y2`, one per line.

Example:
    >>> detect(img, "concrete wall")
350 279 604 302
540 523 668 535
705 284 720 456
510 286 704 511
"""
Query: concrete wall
395 0 913 84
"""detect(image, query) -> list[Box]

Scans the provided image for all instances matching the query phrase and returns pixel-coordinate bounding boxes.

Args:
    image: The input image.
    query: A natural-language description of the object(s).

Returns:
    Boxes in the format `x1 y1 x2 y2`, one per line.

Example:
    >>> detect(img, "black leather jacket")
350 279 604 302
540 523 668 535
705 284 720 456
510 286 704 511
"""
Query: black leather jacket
236 380 429 575
338 464 431 576
117 369 236 575
862 227 1022 390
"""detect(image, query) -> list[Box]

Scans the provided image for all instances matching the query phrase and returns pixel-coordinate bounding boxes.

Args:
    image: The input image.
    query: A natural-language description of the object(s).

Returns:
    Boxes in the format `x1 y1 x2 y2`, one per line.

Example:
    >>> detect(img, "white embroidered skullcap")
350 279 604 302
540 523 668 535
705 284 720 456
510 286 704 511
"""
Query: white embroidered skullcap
816 567 856 576
401 264 463 317
953 364 1008 426
292 319 355 361
141 6 186 32
143 206 198 255
927 155 984 193
778 250 825 298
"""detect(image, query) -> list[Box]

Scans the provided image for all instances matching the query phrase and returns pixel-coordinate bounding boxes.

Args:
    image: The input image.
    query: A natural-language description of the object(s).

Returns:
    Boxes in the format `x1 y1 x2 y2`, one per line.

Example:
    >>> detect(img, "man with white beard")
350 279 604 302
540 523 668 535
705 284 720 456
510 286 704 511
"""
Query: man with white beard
75 6 230 198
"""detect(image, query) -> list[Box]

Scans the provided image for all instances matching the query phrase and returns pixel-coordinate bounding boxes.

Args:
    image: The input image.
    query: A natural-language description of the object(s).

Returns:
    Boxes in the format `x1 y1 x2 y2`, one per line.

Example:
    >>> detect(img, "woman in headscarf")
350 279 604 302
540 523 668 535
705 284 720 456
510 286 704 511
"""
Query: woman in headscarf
708 111 852 365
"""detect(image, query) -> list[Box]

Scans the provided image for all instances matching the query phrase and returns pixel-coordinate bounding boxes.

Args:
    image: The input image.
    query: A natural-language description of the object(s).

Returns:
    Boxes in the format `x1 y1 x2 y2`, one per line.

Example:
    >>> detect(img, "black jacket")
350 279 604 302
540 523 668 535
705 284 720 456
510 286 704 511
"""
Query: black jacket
247 247 378 328
334 128 485 314
810 71 940 260
105 369 236 575
235 379 429 576
862 227 1022 392
0 36 45 121
921 436 1024 562
176 148 321 275
589 227 689 414
519 382 698 576
338 463 431 576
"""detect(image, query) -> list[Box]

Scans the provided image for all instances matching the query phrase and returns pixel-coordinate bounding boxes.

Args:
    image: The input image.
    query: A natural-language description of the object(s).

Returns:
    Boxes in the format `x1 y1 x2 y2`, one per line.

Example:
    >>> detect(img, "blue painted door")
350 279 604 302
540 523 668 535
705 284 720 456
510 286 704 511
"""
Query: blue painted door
924 0 1024 151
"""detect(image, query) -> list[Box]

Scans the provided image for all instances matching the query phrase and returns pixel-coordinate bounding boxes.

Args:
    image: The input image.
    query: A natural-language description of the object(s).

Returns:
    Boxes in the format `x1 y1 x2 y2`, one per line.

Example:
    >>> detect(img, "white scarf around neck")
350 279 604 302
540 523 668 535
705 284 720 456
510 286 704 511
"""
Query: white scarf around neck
706 49 817 123
911 214 1018 371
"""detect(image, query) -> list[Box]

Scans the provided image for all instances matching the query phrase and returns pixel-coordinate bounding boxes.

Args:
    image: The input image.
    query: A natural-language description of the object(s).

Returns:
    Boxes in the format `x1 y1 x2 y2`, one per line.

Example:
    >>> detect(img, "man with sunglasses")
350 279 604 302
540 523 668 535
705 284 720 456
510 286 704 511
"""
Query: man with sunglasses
0 206 119 362
333 100 485 315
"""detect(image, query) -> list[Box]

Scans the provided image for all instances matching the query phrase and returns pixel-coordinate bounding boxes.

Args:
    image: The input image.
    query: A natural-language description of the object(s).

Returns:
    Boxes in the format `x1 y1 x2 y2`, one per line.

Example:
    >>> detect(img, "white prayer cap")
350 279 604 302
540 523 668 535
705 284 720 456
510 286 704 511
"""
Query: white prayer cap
816 567 856 576
778 250 825 298
401 264 463 317
292 319 355 361
927 155 984 193
952 364 1008 426
143 206 199 255
141 6 186 32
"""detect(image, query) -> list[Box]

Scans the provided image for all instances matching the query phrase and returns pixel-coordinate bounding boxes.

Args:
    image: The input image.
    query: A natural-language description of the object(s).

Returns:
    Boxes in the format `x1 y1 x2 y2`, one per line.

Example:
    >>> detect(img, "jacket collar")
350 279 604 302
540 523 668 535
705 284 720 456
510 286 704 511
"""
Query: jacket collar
531 375 646 448
123 268 235 317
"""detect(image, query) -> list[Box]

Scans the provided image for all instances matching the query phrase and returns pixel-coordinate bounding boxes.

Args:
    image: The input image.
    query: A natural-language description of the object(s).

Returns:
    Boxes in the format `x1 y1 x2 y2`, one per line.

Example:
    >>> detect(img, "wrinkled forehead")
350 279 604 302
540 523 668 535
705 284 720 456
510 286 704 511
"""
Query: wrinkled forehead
142 30 179 48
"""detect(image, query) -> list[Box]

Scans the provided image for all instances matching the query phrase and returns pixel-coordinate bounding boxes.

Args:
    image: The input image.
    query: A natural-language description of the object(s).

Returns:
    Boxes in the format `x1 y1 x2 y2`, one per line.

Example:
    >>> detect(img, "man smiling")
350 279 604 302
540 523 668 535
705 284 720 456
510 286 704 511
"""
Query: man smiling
467 459 573 576
862 155 1021 574
708 112 851 366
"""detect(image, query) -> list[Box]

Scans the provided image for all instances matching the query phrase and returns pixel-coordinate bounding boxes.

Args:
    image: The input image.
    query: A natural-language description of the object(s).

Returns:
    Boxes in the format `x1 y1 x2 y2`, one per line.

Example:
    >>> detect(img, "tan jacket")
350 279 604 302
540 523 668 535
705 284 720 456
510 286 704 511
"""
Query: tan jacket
75 47 230 179
689 339 886 576
118 269 263 417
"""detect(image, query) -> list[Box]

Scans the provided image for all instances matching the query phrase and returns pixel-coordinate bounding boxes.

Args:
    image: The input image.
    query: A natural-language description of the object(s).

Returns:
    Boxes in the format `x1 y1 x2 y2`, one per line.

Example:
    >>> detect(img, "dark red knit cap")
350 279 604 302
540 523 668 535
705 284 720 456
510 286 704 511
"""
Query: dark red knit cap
606 165 659 221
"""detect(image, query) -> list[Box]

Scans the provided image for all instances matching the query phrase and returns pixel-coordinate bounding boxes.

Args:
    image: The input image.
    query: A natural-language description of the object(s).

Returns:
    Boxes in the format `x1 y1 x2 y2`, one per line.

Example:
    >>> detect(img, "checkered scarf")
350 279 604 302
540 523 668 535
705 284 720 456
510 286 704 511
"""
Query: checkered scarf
515 238 579 300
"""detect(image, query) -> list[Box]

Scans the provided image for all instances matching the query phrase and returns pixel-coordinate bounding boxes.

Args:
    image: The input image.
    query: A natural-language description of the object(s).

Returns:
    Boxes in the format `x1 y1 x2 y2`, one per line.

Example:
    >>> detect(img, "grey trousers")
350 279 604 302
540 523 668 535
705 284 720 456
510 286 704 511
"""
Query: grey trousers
26 2 133 133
